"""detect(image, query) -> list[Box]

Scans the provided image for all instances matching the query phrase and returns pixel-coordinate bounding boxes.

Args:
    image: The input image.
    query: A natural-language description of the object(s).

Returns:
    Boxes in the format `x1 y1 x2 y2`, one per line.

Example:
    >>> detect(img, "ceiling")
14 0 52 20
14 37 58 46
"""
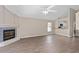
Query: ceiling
5 5 79 20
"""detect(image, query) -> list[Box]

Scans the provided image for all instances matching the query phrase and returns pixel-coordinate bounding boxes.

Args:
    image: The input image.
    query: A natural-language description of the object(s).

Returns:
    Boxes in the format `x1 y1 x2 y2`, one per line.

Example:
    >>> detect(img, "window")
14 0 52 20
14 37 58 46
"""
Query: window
47 22 52 32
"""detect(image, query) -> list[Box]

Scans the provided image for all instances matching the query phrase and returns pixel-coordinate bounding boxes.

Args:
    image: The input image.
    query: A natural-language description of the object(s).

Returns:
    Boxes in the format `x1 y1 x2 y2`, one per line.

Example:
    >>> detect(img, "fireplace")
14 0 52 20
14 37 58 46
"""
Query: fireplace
3 29 15 41
0 27 16 42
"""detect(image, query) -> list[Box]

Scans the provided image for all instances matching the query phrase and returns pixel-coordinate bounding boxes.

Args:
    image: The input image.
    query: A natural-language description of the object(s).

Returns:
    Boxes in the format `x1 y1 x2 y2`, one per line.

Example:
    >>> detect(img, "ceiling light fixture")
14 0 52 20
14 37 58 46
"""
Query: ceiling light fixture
42 10 48 14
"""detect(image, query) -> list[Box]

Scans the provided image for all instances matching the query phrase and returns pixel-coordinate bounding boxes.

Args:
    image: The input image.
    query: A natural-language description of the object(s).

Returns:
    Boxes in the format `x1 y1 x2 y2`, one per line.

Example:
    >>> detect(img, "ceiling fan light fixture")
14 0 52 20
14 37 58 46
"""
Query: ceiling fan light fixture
42 10 48 14
42 5 56 15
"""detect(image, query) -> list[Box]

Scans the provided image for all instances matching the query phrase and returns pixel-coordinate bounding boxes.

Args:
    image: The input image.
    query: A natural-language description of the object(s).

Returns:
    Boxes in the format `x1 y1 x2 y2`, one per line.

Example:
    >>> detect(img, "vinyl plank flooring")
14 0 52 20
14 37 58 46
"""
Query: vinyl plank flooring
0 35 79 53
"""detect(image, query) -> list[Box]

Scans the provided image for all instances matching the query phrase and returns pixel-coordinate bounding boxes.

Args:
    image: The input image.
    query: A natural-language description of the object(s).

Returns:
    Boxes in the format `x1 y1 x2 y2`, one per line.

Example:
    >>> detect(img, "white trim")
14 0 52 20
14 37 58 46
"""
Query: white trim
0 37 20 47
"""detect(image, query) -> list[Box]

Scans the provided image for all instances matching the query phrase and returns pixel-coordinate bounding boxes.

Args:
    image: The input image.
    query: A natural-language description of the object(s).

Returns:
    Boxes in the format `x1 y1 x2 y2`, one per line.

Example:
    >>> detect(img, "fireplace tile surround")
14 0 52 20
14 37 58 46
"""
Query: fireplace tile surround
0 27 16 42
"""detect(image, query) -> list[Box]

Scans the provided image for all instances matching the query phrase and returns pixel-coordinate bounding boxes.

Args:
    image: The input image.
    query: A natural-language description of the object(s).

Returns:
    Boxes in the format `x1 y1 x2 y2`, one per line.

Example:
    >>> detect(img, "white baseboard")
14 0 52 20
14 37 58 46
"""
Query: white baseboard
0 37 20 47
55 33 70 37
20 34 48 39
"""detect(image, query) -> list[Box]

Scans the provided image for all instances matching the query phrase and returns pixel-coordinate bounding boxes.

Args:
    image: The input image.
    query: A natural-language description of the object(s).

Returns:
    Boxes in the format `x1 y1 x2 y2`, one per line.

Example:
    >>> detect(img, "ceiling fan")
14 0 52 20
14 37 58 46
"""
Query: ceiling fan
42 5 56 15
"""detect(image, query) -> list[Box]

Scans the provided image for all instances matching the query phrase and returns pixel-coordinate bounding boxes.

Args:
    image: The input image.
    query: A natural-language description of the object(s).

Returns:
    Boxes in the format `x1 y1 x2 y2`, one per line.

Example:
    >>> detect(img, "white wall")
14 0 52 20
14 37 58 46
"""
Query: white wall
0 6 4 25
0 6 17 27
18 17 54 38
68 8 76 37
75 11 79 36
76 12 79 30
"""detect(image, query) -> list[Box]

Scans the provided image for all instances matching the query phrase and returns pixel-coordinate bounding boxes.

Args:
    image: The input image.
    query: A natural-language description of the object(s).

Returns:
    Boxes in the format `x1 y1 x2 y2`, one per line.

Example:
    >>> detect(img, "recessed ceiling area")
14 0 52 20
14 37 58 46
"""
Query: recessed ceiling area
5 5 79 20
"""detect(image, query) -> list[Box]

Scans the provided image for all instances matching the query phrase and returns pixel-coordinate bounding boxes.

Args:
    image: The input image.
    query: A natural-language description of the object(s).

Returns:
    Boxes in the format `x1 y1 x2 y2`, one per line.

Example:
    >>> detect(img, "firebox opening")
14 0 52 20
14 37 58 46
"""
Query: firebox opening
3 29 15 41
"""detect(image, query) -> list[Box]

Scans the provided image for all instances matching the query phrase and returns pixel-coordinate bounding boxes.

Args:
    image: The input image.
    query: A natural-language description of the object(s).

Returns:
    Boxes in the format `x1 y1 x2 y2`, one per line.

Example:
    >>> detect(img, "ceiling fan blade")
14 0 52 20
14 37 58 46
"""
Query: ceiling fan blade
47 5 55 10
48 10 56 12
